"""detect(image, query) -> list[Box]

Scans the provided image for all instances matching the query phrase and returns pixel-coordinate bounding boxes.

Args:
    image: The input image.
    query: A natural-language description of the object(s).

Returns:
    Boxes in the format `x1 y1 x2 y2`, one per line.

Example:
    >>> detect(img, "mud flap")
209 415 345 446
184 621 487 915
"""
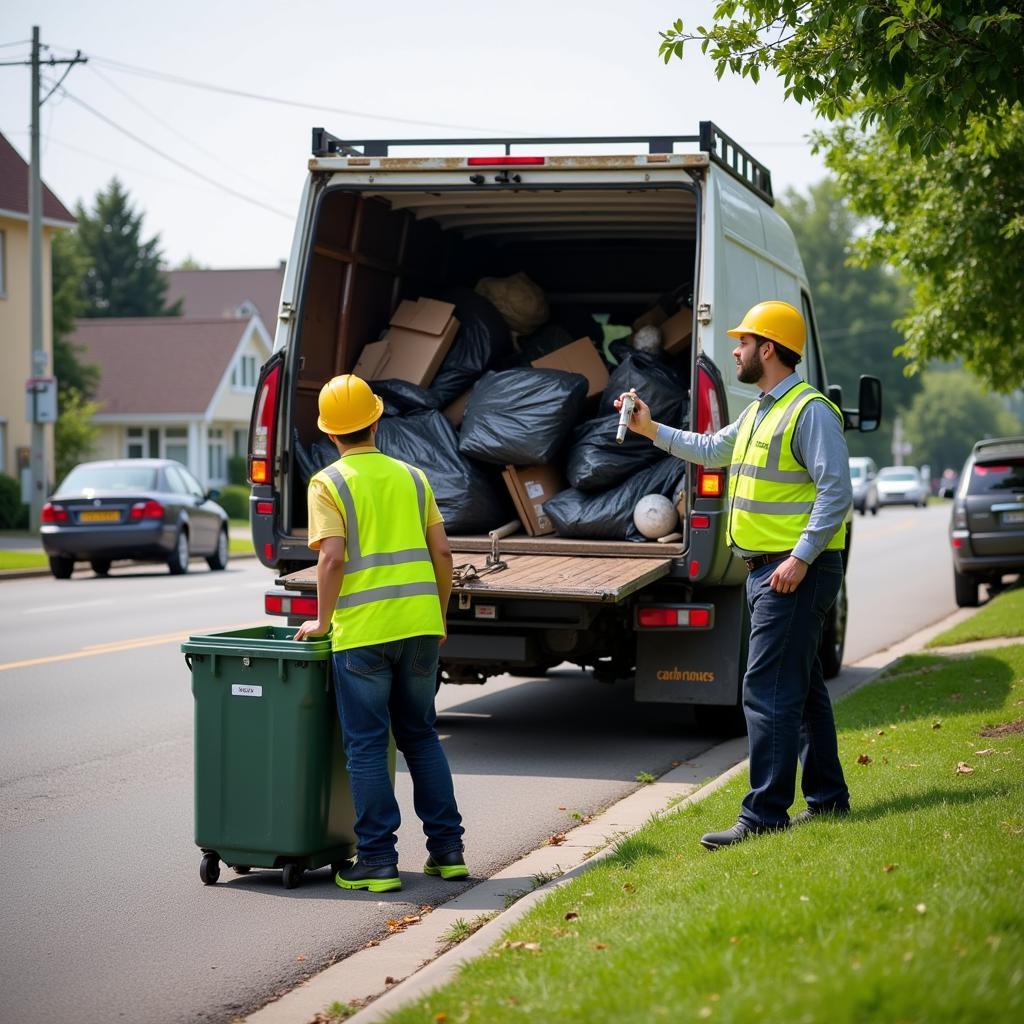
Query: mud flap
635 585 748 705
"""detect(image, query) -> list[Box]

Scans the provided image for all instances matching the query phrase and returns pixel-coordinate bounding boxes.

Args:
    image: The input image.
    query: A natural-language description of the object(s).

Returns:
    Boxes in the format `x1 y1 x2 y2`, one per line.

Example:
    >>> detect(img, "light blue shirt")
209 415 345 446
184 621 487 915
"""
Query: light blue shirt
653 373 853 563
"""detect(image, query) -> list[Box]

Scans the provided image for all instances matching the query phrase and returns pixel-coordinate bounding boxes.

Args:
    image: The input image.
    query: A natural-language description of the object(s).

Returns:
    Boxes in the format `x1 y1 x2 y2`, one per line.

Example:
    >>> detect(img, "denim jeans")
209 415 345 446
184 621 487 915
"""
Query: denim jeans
332 636 464 866
739 550 850 829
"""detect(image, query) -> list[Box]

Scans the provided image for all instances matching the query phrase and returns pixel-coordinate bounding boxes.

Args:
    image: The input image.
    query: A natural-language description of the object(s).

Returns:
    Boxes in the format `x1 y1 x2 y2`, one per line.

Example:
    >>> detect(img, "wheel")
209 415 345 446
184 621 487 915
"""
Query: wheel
857 506 866 516
870 503 878 516
167 528 190 575
954 569 979 607
232 865 251 875
206 526 229 571
819 576 848 680
200 853 220 885
282 863 303 889
49 556 74 580
90 558 111 577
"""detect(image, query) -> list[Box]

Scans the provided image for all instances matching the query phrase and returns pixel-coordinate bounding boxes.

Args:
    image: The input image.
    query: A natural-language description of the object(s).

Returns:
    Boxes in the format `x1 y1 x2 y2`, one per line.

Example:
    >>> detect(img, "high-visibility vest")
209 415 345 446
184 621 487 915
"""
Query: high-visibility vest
727 380 847 555
312 452 444 652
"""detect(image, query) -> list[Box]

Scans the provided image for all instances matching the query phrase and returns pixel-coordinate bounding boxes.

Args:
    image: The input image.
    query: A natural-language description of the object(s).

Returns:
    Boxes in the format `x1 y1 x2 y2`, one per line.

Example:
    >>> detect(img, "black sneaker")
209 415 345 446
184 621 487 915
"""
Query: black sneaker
423 850 468 880
335 861 402 893
790 806 850 827
700 820 783 851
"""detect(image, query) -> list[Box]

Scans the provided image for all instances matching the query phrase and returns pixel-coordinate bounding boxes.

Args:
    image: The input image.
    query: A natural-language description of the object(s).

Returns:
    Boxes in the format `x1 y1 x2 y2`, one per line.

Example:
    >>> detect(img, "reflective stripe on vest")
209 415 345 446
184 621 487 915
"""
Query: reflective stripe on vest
313 453 444 651
727 381 846 554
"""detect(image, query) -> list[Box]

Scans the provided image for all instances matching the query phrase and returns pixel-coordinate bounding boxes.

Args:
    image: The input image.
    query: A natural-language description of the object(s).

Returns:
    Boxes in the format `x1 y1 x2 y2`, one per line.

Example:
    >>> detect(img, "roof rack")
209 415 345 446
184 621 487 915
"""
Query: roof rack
311 121 773 204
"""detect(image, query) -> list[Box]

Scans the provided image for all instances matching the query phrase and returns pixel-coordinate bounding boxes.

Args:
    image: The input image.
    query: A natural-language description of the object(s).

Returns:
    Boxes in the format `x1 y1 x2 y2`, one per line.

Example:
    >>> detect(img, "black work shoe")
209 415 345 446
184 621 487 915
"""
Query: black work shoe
790 806 850 827
423 850 468 880
335 861 402 893
700 820 782 851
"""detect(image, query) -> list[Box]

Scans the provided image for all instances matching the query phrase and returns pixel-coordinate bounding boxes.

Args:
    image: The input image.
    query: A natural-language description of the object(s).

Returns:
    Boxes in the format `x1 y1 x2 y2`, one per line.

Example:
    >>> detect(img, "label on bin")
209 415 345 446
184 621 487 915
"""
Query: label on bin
231 684 263 698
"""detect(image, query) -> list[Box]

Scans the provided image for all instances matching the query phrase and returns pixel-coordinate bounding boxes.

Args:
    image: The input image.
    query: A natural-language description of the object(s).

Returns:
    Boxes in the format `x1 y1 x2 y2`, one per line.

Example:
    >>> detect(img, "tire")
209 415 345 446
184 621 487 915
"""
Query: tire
200 853 220 885
232 865 251 875
49 556 74 580
90 558 111 577
870 503 878 516
282 863 303 889
857 505 866 517
206 527 229 571
954 568 979 608
167 528 190 575
819 576 848 680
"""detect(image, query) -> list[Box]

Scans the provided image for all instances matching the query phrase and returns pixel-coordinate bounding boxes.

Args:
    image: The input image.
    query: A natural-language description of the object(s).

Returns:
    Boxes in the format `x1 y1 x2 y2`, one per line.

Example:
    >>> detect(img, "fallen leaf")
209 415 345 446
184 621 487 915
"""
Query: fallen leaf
671 760 683 767
385 976 397 985
857 754 872 765
975 749 997 756
564 911 580 921
547 832 567 846
557 806 566 810
916 903 928 914
622 882 636 893
402 915 421 924
590 942 608 950
364 939 379 948
435 1014 448 1023
523 942 541 951
955 762 974 774
877 730 885 736
420 904 434 914
883 864 898 873
295 955 305 962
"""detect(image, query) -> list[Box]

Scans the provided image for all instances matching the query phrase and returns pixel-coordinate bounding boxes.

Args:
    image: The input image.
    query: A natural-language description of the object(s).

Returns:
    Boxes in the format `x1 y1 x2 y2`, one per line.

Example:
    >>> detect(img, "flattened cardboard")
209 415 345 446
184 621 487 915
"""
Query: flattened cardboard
501 464 565 536
389 297 456 335
661 307 693 355
530 337 610 399
442 389 473 428
352 339 391 380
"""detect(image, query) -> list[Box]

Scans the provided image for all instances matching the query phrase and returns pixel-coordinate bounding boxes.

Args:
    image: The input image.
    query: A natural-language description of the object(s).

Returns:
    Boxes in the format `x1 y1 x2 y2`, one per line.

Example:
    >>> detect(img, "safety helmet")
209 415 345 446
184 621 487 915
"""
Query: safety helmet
727 300 806 356
317 374 383 435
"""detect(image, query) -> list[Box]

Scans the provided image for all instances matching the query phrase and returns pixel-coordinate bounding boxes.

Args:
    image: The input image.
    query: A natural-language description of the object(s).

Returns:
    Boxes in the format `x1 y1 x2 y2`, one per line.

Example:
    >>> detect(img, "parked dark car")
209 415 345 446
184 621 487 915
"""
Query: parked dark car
950 437 1024 606
40 459 230 579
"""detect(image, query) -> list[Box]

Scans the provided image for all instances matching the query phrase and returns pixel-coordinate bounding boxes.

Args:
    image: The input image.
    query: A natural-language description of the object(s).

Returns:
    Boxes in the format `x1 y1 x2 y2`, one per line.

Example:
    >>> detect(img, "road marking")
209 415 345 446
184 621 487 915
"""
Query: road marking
22 599 115 615
0 622 260 674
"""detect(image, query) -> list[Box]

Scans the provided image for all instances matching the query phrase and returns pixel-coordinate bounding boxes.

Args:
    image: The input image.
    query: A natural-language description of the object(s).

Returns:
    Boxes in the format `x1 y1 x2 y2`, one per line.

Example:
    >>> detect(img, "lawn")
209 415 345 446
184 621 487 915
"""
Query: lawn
928 585 1024 647
381 647 1024 1024
229 536 254 556
0 550 48 570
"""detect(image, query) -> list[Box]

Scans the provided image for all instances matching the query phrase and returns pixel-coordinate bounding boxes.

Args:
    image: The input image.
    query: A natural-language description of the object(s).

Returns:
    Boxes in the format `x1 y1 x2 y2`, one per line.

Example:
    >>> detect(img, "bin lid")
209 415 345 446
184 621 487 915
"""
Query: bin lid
181 625 333 661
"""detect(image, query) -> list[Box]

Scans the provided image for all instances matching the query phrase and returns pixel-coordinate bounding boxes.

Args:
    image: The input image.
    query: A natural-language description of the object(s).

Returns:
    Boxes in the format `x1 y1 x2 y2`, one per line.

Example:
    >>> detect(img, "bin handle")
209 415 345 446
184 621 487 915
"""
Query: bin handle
184 653 192 671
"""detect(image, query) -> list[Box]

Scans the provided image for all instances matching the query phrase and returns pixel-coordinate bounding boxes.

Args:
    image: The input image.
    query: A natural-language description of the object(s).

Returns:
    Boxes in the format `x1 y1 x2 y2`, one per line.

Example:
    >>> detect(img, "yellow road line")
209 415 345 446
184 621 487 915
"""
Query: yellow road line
0 622 260 673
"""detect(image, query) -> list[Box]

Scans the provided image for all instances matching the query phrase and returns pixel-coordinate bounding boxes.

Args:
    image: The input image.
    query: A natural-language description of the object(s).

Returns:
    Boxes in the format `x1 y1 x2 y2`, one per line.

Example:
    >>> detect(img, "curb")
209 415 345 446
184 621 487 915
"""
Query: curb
243 606 993 1024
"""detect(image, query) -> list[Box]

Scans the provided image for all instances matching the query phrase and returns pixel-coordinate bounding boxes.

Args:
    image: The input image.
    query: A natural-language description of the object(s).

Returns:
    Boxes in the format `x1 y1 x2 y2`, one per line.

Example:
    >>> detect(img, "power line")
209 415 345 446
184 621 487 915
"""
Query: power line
54 86 293 219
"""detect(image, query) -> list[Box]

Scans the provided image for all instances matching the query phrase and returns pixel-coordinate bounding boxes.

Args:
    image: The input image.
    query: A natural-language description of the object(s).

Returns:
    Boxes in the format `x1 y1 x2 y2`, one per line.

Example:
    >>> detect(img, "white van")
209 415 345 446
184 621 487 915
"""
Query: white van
249 123 881 714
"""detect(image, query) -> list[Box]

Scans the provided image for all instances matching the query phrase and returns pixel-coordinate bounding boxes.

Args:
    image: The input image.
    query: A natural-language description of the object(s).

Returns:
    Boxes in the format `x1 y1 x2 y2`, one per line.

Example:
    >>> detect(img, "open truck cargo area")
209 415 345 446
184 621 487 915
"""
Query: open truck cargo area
250 124 879 710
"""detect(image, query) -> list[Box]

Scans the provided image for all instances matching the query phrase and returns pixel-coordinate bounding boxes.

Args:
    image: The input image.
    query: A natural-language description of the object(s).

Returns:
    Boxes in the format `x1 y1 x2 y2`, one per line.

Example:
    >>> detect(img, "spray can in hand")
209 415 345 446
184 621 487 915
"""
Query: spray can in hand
616 391 637 445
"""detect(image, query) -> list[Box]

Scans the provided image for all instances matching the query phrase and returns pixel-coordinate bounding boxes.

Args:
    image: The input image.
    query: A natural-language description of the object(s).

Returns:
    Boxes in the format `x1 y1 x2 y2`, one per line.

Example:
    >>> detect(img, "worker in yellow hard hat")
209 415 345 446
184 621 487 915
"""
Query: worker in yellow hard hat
616 300 853 850
294 373 466 892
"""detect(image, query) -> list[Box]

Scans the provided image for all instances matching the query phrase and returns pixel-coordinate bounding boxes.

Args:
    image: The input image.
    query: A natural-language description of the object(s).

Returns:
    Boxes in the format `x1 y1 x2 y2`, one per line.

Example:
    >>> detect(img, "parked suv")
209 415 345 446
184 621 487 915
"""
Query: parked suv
950 436 1024 606
849 456 879 516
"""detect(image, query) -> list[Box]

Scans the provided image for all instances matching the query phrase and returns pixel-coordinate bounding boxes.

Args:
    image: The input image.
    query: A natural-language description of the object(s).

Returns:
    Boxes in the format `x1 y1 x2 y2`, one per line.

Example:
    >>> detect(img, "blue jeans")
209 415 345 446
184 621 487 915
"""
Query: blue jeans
740 550 850 829
332 636 464 866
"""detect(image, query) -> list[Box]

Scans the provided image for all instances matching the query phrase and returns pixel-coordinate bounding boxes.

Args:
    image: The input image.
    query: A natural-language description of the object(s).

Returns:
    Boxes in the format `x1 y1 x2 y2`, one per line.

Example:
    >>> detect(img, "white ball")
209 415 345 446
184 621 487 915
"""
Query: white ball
633 493 678 539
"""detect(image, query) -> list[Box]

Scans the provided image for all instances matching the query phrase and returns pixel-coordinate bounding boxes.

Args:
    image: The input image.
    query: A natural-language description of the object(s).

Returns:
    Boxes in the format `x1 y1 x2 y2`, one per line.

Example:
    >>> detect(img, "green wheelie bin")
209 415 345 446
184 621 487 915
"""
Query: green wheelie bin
182 625 394 889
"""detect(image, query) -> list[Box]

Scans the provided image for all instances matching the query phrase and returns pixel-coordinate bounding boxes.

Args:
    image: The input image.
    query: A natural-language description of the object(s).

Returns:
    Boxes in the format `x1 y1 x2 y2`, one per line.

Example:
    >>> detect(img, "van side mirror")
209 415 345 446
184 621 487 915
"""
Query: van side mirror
826 384 843 409
857 375 882 433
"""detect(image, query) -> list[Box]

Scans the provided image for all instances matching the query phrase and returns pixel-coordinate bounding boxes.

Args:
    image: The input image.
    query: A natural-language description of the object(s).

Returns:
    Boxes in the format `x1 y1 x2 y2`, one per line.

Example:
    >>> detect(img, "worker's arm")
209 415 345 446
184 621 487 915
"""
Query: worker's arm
293 535 346 640
425 521 453 644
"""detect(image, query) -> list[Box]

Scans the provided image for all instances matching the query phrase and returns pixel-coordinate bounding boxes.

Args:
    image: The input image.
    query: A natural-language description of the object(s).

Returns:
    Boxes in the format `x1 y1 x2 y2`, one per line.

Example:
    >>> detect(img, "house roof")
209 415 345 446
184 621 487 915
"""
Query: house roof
164 266 285 333
0 131 76 225
71 317 261 416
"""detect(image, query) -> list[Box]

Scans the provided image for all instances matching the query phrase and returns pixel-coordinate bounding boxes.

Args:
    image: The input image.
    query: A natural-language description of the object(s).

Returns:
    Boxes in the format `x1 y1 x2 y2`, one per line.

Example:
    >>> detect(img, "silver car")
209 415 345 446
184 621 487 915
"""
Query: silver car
876 466 928 508
849 457 879 515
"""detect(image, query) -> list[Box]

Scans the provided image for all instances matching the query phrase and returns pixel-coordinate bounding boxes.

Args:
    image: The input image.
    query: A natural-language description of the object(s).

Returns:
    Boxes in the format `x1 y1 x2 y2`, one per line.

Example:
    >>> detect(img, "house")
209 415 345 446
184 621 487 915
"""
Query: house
71 314 272 489
0 131 76 485
164 265 285 339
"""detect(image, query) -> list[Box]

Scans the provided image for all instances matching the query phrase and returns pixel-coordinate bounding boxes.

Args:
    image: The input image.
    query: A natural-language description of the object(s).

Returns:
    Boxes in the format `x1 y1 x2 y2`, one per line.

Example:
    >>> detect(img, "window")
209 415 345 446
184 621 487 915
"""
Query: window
164 427 188 466
126 427 145 459
177 465 206 499
233 428 247 457
232 355 257 390
207 428 225 483
0 229 7 298
164 465 190 495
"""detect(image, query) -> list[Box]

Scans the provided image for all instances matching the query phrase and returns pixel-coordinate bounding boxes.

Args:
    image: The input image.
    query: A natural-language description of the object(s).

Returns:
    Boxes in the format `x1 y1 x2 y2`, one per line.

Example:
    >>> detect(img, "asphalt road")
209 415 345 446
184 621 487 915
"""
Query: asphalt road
0 504 957 1024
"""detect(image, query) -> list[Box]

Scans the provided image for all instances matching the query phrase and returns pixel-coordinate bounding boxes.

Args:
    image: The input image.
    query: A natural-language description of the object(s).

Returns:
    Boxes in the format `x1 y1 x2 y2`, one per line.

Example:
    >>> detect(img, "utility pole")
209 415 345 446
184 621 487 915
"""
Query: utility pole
23 27 86 530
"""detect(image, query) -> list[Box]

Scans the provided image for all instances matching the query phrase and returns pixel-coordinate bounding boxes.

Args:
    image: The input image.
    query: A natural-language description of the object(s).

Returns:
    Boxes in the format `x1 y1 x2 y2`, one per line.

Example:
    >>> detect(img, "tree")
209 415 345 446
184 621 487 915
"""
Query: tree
75 178 182 318
53 390 101 483
902 370 1021 473
51 230 99 400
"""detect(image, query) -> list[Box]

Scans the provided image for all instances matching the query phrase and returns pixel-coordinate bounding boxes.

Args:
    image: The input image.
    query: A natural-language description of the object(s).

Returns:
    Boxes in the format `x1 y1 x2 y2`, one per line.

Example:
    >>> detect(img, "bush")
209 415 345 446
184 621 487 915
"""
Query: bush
0 473 29 529
215 484 250 521
227 454 248 486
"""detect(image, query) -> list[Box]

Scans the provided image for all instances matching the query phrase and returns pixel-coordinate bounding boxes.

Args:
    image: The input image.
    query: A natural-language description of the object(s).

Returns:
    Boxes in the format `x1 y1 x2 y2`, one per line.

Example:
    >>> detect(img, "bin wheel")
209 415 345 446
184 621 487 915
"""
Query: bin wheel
200 853 220 885
233 865 251 875
282 863 303 889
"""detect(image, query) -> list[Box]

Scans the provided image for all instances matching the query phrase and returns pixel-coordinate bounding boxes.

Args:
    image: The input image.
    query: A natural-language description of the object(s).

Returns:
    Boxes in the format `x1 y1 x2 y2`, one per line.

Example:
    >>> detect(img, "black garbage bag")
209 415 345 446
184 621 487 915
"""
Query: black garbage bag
377 410 510 534
428 287 512 407
374 379 440 415
292 429 319 485
545 456 686 541
598 351 688 426
565 415 666 491
459 368 590 466
516 322 573 363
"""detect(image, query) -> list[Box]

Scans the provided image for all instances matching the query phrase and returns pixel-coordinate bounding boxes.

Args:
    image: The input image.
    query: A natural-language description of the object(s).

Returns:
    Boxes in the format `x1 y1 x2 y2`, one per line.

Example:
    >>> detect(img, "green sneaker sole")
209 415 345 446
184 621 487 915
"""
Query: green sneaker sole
424 862 469 880
335 872 402 893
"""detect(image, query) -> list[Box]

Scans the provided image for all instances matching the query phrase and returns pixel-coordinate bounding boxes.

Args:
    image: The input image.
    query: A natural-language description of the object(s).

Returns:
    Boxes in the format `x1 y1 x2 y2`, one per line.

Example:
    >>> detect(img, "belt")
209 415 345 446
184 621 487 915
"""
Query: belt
743 550 792 571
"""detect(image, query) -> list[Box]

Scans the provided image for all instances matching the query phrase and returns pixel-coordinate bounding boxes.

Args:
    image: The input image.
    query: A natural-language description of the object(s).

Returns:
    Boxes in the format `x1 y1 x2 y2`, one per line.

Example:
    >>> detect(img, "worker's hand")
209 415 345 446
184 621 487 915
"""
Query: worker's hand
294 619 330 641
613 389 656 439
769 556 808 595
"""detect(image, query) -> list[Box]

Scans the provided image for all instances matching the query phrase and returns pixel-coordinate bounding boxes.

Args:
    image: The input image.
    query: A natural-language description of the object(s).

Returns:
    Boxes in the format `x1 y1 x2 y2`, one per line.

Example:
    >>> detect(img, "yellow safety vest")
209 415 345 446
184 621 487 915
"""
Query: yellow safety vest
727 380 846 555
313 452 444 652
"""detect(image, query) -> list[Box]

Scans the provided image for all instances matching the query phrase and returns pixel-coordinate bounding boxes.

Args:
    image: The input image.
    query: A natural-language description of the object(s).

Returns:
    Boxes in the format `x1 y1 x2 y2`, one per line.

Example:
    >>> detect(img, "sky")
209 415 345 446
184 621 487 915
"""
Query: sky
1 1 829 269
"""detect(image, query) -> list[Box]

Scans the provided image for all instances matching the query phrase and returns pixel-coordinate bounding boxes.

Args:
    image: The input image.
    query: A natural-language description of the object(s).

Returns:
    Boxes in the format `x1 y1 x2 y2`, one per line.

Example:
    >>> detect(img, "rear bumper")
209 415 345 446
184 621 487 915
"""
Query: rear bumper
40 522 177 560
953 551 1024 575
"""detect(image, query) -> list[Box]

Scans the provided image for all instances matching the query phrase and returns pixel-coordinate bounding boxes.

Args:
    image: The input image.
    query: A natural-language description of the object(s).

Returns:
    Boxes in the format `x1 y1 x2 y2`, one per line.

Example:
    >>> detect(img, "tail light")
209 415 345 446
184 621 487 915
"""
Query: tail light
41 502 68 523
695 361 726 499
129 500 164 521
249 360 281 485
265 593 319 617
466 156 545 166
636 605 713 629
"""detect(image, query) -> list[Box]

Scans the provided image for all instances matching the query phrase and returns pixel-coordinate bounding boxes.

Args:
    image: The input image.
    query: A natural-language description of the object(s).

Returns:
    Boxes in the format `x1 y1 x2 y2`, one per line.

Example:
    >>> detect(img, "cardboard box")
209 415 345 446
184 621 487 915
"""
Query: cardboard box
442 389 473 428
660 307 693 355
352 339 392 380
633 304 668 331
501 464 565 537
530 337 610 399
354 298 459 387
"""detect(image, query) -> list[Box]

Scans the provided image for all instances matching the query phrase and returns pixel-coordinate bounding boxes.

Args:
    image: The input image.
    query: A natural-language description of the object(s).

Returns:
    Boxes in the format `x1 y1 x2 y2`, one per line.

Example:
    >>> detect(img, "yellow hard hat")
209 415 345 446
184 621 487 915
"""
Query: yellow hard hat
317 374 383 434
727 300 806 356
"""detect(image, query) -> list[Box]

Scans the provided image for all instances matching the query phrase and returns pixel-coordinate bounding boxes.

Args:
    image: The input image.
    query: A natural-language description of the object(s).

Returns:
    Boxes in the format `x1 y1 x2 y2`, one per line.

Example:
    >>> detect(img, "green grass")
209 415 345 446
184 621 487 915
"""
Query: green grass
928 585 1024 647
384 647 1024 1024
0 550 48 570
229 536 254 555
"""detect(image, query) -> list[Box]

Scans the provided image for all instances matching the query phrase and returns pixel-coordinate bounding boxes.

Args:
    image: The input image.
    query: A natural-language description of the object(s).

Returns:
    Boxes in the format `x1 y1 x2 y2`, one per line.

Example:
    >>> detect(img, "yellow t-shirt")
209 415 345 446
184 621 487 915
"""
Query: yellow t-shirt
307 446 444 551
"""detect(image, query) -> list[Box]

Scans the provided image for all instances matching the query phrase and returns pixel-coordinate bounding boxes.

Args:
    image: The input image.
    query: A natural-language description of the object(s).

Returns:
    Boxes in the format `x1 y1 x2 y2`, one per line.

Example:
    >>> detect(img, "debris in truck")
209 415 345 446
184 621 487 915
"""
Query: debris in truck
544 456 686 542
459 368 590 466
659 306 694 355
475 272 548 335
632 324 663 354
501 464 565 536
374 379 441 415
633 493 679 539
531 337 610 400
598 351 689 424
357 298 459 388
565 413 666 491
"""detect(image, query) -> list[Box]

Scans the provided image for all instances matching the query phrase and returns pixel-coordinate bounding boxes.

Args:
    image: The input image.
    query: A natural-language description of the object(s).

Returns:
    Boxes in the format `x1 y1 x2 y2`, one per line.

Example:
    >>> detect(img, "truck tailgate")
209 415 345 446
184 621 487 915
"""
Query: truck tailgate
275 554 674 604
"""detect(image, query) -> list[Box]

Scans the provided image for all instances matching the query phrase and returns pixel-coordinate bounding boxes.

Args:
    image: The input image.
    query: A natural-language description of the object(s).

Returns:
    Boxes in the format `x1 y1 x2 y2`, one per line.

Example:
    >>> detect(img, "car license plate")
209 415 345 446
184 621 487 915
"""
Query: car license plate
1003 510 1024 525
80 510 120 523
